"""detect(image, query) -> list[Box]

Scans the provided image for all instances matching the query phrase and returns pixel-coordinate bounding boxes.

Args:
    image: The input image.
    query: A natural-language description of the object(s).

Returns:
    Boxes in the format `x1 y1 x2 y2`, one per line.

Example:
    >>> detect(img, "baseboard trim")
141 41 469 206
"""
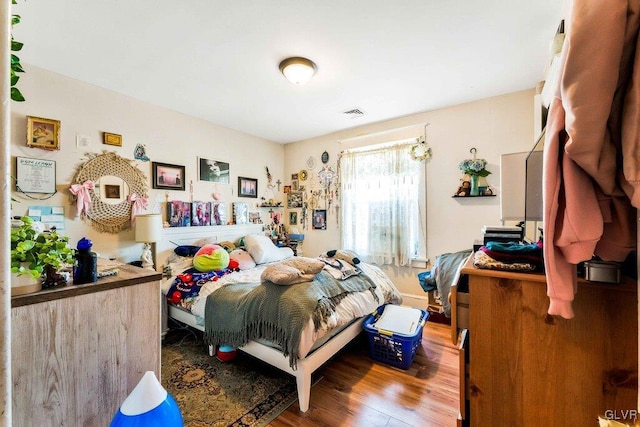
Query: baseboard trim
400 293 430 310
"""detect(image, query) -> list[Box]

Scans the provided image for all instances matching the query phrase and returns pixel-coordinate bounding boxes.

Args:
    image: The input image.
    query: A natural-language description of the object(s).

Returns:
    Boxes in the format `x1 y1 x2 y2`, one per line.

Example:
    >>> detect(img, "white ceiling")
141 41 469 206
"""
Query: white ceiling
13 1 567 144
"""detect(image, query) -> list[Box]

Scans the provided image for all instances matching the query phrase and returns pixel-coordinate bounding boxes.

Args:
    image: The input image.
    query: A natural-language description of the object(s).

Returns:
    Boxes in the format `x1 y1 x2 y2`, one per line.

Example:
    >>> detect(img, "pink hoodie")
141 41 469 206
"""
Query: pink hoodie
543 0 638 319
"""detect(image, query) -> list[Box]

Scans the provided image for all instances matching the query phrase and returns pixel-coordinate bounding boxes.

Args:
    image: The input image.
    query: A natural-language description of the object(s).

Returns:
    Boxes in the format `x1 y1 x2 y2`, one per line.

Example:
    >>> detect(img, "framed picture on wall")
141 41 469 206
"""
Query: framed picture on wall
26 116 60 150
289 211 298 225
270 210 282 225
287 191 303 208
312 209 326 230
198 158 230 183
238 177 258 198
152 162 186 191
103 132 122 147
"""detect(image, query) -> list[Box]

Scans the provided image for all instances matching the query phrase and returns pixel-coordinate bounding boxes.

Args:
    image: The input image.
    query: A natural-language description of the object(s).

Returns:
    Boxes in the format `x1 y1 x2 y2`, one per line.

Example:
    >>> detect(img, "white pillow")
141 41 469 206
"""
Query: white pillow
244 234 294 264
194 236 217 246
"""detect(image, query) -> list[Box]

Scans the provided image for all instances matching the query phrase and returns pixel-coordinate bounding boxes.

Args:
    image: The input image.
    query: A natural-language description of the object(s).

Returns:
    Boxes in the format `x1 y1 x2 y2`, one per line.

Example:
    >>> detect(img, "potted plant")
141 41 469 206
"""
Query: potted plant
11 216 75 294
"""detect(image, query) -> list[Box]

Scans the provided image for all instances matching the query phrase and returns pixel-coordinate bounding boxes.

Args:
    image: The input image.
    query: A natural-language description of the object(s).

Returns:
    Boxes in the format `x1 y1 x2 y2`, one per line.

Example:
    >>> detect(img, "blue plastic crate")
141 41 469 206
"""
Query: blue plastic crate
363 304 429 370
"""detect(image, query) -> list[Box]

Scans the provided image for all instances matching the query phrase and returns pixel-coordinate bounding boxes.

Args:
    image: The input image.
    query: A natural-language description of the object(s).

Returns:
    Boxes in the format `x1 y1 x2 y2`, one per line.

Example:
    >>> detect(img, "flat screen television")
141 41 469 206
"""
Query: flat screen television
524 128 545 240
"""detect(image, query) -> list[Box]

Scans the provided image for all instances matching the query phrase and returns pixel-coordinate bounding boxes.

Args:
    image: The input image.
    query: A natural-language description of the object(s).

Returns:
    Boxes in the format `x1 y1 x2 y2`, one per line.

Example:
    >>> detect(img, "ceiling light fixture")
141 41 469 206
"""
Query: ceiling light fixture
279 57 317 85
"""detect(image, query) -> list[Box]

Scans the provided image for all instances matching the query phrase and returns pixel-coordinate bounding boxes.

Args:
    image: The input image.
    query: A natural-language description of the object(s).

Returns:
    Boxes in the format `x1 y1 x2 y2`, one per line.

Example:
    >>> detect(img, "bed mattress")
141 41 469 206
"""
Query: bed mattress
162 260 402 358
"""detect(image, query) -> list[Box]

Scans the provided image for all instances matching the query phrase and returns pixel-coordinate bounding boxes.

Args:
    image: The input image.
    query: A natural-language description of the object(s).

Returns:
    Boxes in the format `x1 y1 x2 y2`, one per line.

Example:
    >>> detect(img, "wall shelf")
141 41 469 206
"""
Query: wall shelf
452 195 496 198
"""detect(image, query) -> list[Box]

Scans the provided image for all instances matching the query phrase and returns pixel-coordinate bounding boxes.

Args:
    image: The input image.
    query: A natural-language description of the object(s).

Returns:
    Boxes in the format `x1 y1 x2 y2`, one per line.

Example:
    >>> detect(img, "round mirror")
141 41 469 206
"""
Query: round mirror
70 152 149 233
97 175 131 205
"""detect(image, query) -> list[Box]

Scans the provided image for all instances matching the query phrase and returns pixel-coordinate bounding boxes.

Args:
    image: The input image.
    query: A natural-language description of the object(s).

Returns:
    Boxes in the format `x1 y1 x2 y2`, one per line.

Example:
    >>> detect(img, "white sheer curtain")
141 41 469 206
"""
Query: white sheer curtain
340 140 424 266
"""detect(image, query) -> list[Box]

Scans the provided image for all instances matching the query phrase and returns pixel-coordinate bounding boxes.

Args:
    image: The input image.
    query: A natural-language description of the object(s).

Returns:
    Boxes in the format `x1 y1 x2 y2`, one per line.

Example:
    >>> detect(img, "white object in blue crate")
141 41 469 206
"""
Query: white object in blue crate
372 304 424 335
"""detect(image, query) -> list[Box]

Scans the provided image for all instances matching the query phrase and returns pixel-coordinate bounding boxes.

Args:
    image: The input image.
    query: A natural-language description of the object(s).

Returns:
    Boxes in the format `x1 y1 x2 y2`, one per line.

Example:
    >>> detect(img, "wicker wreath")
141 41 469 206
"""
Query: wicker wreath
70 151 149 233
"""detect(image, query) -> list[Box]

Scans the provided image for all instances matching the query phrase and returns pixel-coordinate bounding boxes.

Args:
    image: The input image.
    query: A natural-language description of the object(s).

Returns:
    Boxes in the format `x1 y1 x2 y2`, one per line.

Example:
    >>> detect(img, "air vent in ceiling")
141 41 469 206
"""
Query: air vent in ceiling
342 107 366 118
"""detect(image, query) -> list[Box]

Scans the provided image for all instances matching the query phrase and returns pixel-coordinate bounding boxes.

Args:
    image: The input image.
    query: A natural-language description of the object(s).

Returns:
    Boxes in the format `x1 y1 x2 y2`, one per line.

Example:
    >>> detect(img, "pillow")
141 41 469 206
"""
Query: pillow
244 234 293 264
281 257 324 275
174 245 201 257
193 244 230 272
194 237 218 247
261 264 305 285
260 257 324 285
229 249 256 270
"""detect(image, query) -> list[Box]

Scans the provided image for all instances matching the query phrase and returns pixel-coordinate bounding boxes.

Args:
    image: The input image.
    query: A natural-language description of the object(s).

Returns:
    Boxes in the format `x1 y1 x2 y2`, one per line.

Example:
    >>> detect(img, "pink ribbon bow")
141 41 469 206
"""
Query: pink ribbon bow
69 180 95 217
129 193 148 225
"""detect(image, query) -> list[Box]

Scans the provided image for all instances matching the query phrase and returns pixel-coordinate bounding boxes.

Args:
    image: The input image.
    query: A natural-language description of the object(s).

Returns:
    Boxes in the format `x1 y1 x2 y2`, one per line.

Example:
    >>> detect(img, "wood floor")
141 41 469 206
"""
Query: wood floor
270 321 460 427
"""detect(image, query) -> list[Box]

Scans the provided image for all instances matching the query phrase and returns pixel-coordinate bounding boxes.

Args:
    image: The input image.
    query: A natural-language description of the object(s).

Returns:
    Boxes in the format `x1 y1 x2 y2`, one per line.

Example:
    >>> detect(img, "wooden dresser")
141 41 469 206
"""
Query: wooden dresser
11 265 162 427
452 256 638 426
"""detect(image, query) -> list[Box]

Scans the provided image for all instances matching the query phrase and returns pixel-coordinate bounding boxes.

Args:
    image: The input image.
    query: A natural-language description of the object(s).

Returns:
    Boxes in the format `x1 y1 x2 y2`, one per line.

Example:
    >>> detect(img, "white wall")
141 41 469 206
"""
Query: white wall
9 64 537 303
283 89 536 301
10 65 284 263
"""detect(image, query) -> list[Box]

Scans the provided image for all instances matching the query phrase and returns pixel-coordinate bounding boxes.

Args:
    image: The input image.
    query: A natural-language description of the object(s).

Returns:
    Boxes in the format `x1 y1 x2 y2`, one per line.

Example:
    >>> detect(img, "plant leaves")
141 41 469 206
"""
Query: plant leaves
11 87 25 102
11 40 23 51
11 75 19 85
12 62 25 73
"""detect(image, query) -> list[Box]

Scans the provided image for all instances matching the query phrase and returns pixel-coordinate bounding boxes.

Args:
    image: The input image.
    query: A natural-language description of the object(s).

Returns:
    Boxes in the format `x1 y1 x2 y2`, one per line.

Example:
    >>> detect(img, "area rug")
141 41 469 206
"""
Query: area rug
161 326 302 427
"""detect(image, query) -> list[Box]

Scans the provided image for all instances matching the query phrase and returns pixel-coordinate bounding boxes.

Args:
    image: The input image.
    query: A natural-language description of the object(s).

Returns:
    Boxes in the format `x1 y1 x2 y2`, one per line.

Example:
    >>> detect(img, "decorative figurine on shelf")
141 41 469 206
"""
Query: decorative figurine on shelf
456 180 472 197
458 148 491 196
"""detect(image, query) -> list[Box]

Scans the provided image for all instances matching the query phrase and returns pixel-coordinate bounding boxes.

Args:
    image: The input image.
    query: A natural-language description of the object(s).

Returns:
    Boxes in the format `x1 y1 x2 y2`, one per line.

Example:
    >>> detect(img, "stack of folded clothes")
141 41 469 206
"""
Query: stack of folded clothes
473 241 544 272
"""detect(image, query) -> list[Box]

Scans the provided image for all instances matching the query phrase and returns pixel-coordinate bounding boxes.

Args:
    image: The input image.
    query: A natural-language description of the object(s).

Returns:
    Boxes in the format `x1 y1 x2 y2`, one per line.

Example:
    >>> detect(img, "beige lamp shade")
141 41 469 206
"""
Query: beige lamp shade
135 214 163 243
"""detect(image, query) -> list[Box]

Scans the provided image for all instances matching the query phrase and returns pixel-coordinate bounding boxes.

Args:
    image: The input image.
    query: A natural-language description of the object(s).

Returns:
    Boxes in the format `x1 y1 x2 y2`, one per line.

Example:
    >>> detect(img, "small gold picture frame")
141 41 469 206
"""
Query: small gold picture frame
103 132 122 147
26 116 60 150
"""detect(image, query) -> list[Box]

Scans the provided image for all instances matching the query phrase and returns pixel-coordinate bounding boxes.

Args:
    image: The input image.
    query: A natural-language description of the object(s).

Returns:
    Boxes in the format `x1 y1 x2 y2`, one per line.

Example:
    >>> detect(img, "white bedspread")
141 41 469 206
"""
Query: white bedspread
162 261 402 358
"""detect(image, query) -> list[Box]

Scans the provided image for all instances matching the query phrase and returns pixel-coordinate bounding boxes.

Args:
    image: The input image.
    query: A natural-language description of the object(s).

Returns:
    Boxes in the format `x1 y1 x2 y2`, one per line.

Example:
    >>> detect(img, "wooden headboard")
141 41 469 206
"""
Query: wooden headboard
155 224 265 271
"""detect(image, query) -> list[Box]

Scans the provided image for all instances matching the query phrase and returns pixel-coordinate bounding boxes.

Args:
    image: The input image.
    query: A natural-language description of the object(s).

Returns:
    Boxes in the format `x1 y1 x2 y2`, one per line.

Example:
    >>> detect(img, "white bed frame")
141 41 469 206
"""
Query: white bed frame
156 224 366 412
168 304 363 412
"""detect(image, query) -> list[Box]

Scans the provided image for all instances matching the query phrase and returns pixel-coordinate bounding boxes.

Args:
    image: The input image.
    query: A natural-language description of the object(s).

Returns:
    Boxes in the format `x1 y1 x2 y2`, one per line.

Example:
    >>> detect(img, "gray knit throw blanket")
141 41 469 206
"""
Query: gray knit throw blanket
204 269 378 368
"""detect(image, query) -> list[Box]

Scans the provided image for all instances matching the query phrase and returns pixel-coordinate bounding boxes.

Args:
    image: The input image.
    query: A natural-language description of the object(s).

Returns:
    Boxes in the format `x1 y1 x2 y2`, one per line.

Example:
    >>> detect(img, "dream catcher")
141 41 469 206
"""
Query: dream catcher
317 165 337 210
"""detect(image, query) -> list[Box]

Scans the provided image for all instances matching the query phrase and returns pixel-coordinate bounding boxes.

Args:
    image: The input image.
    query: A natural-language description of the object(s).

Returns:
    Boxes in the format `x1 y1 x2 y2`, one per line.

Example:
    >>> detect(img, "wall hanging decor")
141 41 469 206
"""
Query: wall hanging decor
198 158 230 183
321 151 329 164
69 151 149 233
455 147 491 197
312 209 327 230
27 116 60 150
103 132 122 147
410 123 432 161
16 156 57 195
133 144 150 161
152 162 186 191
238 177 258 198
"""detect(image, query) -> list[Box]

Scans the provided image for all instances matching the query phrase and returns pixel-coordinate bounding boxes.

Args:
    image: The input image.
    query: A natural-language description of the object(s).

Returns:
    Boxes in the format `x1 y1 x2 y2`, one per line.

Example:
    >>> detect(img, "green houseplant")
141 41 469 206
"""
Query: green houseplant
11 0 25 102
11 216 74 285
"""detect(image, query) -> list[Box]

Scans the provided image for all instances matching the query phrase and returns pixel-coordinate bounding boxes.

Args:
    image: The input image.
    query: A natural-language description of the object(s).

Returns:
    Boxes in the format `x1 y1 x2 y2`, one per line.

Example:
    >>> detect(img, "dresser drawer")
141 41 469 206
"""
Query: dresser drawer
456 290 470 330
450 275 469 345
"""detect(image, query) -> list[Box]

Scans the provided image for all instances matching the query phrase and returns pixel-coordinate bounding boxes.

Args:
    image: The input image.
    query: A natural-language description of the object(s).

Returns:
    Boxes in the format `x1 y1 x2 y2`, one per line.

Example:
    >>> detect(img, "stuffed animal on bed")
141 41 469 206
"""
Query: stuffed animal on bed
166 244 233 306
193 244 230 272
325 249 361 266
229 248 256 270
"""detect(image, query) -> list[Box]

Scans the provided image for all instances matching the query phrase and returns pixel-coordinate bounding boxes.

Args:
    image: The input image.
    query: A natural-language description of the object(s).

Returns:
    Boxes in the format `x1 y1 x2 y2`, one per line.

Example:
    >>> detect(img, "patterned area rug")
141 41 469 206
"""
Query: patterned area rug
161 325 303 427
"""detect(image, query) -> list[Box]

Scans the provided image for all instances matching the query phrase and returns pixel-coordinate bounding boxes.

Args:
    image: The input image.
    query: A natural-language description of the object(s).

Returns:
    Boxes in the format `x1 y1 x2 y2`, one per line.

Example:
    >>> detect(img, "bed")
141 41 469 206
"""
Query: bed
156 225 403 412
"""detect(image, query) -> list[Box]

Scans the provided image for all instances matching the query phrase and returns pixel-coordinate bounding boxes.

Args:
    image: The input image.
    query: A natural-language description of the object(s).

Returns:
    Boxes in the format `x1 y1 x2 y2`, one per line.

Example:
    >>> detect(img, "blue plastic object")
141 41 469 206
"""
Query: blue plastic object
363 304 429 370
110 371 183 427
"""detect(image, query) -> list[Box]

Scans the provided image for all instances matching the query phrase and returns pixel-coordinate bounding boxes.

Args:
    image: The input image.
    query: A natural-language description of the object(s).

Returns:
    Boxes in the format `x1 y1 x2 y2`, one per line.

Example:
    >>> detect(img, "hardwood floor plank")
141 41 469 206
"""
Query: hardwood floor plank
270 321 459 427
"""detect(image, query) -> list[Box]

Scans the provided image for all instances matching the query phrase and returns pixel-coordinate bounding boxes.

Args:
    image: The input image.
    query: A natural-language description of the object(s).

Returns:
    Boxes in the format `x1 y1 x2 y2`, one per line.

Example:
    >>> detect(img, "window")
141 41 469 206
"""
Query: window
340 140 425 266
